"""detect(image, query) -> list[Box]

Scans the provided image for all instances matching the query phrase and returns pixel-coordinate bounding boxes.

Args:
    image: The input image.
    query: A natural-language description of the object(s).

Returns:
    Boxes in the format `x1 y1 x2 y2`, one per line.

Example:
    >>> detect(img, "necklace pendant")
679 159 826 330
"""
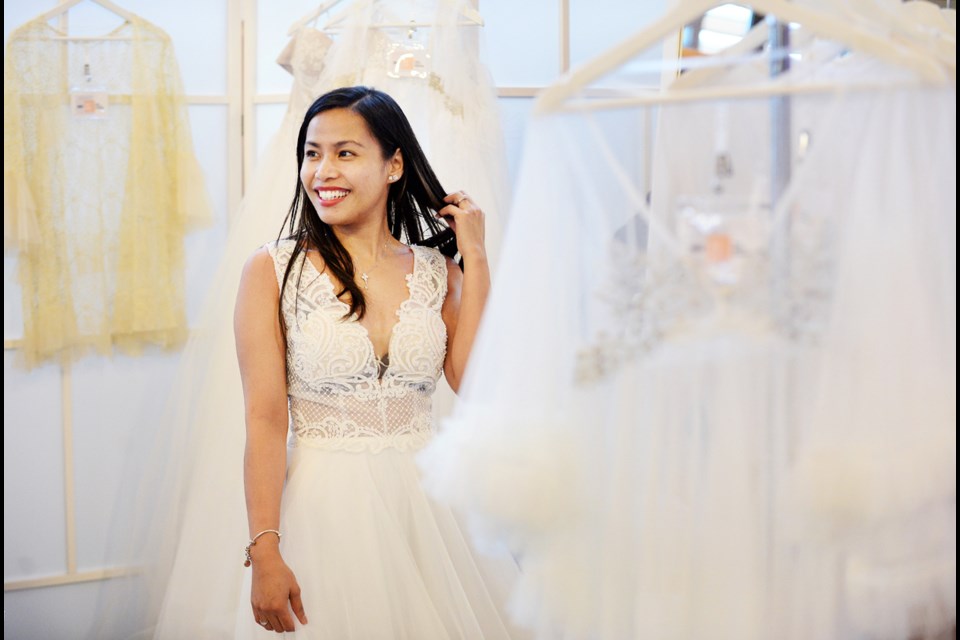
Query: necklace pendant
361 273 369 289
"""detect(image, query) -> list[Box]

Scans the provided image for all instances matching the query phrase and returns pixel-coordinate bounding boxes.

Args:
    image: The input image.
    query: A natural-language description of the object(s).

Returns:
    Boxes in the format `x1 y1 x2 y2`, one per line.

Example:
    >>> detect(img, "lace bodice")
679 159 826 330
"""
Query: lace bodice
267 239 448 452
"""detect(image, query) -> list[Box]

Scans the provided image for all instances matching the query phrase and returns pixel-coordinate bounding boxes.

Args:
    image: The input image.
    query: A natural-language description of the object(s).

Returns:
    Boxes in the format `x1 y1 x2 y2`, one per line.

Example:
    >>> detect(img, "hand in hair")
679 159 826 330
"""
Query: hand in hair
439 191 486 261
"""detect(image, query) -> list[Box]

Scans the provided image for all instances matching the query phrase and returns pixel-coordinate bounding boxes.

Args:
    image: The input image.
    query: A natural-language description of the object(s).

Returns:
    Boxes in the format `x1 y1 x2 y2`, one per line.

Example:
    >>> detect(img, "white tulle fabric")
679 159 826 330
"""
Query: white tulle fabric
88 3 514 638
419 55 956 640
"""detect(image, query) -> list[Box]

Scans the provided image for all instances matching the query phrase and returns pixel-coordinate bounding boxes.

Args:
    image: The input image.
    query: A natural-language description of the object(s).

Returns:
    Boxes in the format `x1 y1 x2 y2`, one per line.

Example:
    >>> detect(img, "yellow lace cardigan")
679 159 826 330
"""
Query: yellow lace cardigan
3 15 213 368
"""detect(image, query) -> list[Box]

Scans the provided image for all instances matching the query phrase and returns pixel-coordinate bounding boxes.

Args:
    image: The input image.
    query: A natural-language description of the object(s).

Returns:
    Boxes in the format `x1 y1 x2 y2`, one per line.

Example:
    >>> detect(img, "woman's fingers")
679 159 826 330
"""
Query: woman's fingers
253 598 303 631
291 586 309 625
438 191 486 259
443 190 470 208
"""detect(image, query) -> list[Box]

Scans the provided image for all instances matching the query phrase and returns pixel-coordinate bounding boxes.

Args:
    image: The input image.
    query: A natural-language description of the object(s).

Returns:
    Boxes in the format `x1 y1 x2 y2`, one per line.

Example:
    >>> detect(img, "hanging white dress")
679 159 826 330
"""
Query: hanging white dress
419 49 956 640
310 0 509 262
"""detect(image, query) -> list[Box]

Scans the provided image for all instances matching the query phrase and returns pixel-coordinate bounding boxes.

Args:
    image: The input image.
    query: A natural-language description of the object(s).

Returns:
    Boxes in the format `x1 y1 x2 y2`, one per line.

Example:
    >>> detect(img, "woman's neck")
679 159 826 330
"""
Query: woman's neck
333 220 396 263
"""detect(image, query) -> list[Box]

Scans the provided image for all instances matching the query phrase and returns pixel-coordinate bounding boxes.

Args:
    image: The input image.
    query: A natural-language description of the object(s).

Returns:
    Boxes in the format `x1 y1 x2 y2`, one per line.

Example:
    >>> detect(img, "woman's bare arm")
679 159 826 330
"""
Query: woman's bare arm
234 247 307 631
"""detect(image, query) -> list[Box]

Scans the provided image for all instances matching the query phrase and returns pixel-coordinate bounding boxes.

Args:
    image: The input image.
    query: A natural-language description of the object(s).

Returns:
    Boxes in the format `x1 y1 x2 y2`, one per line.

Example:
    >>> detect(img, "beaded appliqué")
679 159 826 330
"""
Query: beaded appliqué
575 201 835 385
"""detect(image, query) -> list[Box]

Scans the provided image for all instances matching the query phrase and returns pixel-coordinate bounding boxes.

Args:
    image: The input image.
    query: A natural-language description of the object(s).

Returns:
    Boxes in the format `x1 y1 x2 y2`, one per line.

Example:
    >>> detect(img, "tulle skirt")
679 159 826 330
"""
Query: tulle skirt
233 441 525 640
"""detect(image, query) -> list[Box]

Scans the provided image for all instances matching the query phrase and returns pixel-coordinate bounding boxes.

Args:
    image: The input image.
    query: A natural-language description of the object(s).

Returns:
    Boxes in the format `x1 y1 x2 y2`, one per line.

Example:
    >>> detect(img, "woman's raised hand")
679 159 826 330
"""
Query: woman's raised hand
440 191 486 261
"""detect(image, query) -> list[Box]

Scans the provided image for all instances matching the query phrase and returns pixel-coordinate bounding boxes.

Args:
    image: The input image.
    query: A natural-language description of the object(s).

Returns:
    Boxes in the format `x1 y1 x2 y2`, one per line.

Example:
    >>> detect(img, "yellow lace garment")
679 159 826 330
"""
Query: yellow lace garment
3 15 212 368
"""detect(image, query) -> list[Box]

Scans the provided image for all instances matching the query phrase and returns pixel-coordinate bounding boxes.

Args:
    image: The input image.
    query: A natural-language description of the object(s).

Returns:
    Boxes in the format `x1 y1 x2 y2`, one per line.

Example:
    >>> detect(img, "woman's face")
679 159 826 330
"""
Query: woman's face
299 108 402 228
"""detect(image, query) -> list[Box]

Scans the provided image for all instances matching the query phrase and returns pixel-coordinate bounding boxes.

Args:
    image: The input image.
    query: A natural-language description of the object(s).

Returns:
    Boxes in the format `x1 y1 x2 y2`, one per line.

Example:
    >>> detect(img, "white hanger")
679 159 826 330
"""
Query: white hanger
942 8 956 33
36 0 137 40
669 19 836 92
901 0 956 37
38 0 138 27
287 0 349 36
897 1 955 71
803 0 954 69
669 17 773 91
321 0 484 31
534 0 948 114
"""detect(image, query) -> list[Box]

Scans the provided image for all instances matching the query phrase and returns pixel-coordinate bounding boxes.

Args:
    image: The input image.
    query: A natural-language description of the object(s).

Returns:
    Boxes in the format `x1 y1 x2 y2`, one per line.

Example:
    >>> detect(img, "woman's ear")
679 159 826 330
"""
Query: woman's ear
389 149 403 182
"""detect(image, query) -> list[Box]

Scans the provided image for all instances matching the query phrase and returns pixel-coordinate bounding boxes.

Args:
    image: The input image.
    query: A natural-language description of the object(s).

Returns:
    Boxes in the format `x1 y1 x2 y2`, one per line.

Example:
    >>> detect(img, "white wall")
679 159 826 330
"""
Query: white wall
3 1 666 638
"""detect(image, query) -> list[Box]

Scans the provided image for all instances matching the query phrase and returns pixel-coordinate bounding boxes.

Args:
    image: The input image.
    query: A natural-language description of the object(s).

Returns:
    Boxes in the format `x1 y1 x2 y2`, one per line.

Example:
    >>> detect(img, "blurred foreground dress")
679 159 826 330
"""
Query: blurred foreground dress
420 40 956 640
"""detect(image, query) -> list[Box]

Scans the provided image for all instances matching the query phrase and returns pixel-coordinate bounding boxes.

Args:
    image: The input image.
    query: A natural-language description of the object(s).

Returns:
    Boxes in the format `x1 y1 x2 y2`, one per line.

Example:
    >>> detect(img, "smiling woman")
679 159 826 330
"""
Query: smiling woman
151 86 526 639
298 109 405 263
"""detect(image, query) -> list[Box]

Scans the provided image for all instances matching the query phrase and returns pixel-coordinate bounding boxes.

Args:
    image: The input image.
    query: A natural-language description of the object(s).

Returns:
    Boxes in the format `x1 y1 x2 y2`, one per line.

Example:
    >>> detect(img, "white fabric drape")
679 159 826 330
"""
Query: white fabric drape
420 47 956 640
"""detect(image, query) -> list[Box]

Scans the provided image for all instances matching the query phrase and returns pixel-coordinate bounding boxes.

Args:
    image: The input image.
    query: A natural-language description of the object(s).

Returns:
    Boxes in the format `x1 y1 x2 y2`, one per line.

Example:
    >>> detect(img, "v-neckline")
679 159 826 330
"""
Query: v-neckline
303 245 418 371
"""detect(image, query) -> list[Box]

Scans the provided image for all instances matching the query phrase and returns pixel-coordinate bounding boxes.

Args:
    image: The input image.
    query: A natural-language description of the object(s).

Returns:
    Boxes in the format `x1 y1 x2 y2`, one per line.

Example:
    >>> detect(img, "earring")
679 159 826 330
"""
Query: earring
388 175 398 182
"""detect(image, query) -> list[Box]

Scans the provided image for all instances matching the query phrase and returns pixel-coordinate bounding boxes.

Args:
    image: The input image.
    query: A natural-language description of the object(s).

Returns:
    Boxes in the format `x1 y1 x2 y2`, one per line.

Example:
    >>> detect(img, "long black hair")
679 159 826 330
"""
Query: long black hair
278 86 458 326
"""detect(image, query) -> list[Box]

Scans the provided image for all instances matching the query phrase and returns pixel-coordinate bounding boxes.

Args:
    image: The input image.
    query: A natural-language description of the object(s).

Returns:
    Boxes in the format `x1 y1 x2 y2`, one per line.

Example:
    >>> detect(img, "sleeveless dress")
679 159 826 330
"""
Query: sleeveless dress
233 239 523 639
88 12 519 638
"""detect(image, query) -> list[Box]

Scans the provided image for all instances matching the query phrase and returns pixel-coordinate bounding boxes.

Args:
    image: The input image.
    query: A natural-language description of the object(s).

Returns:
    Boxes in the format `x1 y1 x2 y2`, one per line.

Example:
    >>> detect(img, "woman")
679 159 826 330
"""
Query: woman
233 86 520 638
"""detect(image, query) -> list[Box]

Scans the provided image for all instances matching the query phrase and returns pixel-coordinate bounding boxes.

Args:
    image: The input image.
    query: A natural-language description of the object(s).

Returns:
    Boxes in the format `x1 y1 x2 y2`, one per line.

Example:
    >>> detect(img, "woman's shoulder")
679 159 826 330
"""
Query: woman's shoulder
238 246 281 297
242 237 300 284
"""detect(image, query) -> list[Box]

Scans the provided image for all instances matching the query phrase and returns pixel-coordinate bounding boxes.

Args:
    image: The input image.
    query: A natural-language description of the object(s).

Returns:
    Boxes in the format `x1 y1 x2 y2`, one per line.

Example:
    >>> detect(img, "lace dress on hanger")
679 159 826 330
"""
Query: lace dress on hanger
3 14 213 368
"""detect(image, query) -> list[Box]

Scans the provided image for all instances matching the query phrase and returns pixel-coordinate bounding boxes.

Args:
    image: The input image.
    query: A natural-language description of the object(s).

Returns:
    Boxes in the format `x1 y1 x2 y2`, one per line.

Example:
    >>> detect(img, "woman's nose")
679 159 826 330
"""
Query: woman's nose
314 158 336 179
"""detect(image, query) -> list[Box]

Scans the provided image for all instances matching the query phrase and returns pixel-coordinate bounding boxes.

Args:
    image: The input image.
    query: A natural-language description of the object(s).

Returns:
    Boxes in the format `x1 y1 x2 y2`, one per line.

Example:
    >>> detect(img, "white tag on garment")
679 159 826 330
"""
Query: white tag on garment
385 27 430 79
70 88 109 119
70 63 109 119
675 191 769 288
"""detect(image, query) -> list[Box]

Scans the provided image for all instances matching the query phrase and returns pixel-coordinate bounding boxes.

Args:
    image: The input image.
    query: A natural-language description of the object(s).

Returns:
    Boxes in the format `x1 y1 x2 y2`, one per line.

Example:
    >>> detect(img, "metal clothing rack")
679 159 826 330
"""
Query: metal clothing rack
768 16 791 207
764 18 794 621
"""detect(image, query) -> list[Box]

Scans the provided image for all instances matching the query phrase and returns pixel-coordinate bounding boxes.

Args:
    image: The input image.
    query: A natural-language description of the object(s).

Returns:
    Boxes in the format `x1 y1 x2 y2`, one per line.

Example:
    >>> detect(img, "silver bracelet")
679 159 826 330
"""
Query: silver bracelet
243 529 282 567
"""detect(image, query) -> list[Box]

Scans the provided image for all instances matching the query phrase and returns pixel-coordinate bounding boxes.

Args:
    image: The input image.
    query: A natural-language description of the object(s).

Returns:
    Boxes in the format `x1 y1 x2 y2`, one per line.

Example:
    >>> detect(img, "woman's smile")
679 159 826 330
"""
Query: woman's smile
315 187 350 206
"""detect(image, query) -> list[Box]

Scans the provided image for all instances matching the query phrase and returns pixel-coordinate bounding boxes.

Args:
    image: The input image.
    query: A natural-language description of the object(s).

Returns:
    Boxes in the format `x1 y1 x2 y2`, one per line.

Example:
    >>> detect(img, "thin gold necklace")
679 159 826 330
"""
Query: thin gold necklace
356 239 391 290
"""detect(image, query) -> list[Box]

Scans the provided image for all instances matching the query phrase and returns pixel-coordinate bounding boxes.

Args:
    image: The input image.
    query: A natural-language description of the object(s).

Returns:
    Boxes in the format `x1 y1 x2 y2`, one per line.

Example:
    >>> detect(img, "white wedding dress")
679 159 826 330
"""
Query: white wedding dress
225 240 522 639
89 3 516 638
419 50 956 640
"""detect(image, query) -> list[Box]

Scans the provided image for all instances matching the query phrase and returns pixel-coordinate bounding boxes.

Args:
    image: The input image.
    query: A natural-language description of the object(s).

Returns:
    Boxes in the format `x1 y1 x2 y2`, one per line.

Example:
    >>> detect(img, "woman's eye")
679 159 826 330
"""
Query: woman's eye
339 150 355 158
305 150 318 158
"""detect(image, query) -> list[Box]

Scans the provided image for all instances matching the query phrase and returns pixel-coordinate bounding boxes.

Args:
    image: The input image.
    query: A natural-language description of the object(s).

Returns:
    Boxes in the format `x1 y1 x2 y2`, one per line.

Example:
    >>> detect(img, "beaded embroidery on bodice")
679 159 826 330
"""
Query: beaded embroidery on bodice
267 239 448 452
